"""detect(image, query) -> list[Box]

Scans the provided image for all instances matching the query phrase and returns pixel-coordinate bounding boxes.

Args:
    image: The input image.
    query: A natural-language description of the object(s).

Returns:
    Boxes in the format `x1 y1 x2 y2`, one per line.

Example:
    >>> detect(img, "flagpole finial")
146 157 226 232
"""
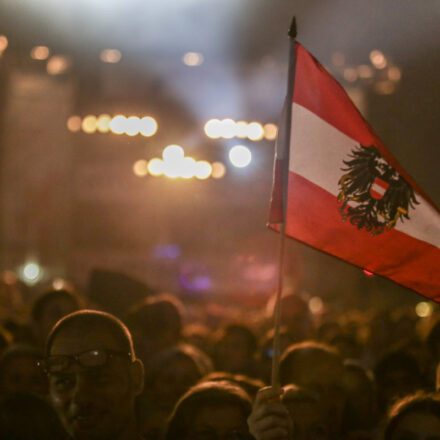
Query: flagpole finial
288 16 297 39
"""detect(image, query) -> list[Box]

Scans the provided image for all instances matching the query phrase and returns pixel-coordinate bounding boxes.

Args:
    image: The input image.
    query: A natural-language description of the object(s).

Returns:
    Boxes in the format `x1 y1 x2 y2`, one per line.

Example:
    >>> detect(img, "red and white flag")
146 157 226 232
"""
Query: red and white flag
269 42 440 301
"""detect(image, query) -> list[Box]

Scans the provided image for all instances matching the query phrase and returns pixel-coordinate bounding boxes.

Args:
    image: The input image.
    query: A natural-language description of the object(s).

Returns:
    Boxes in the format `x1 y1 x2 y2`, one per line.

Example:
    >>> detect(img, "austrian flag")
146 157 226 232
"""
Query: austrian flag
268 42 440 301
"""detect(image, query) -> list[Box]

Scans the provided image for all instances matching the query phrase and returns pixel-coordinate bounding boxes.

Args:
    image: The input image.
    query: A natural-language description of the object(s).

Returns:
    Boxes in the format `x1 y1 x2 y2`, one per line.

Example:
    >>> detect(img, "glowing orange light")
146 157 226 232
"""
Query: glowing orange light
133 160 148 177
358 64 373 79
97 114 111 133
182 52 204 66
147 158 164 176
82 115 97 134
211 161 226 179
388 66 401 82
370 50 387 69
31 46 50 60
235 121 248 138
0 35 8 52
67 116 82 132
100 49 122 64
47 55 70 75
374 81 395 95
264 123 278 141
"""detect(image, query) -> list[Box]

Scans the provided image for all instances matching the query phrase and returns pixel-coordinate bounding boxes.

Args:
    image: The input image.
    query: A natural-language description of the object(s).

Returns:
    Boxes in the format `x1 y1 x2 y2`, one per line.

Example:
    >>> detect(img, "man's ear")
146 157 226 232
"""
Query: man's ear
130 358 144 396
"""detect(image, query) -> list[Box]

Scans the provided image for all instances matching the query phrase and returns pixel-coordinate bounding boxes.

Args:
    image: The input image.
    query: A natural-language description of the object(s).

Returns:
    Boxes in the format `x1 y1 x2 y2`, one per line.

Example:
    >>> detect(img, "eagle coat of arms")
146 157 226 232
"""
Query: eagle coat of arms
337 145 418 235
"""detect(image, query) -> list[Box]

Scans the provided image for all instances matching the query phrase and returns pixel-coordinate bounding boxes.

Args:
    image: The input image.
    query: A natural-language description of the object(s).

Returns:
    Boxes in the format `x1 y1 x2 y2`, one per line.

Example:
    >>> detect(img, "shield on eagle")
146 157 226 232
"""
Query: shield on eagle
369 177 390 200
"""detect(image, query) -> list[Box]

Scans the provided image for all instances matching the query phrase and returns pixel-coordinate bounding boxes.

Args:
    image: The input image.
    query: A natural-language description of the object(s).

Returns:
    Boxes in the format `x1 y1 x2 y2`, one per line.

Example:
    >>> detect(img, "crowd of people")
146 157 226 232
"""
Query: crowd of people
0 271 440 440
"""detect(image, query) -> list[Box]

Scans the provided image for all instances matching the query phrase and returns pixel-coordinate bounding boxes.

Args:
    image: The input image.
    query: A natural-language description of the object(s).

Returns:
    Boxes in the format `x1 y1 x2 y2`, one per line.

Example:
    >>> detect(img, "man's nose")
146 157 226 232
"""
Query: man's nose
71 375 95 407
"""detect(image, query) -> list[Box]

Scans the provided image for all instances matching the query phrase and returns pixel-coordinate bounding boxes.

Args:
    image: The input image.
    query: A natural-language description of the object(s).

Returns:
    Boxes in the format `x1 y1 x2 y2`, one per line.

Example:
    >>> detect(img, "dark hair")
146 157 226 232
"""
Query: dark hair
31 288 82 323
426 321 440 357
147 344 213 385
216 324 258 354
384 392 440 440
125 293 184 339
279 340 341 386
374 350 422 385
0 392 66 440
166 381 252 440
46 310 135 360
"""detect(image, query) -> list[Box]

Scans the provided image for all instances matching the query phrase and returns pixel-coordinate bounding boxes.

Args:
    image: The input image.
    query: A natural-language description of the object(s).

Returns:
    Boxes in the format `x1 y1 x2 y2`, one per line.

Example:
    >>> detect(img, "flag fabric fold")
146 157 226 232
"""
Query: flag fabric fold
268 42 440 301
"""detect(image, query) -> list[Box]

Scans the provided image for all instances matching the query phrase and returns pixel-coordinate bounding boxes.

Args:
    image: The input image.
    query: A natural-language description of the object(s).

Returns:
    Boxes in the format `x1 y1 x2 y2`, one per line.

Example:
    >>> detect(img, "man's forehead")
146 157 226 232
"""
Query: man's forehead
49 325 123 356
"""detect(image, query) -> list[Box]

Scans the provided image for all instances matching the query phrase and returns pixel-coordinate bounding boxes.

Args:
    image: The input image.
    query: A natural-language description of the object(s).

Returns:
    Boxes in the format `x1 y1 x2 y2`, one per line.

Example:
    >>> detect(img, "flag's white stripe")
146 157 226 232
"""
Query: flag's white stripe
289 103 440 249
371 183 386 196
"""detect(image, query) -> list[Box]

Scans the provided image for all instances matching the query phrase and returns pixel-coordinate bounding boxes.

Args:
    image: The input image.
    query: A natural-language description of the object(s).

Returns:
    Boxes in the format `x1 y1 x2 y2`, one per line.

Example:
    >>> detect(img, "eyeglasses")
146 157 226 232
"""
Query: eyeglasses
40 349 132 374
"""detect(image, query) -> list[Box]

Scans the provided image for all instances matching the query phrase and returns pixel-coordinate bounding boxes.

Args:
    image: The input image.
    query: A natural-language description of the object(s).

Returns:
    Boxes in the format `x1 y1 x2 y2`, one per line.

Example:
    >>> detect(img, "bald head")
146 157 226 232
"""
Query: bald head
46 310 135 359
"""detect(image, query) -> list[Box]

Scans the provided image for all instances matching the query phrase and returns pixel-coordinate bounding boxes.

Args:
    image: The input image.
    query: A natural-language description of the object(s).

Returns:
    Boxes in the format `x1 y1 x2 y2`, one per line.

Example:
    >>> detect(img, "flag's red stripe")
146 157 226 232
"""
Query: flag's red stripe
269 172 440 301
292 43 438 210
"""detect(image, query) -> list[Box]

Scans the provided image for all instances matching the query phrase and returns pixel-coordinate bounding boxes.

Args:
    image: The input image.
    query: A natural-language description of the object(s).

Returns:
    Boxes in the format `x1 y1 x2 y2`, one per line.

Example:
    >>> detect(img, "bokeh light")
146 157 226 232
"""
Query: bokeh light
246 122 264 141
100 49 122 63
374 81 395 95
415 301 433 318
229 145 252 168
370 50 387 69
20 262 42 285
211 161 226 179
264 123 278 140
140 116 158 136
97 114 111 133
220 118 236 139
67 115 82 132
30 46 50 60
308 296 324 315
109 115 127 134
363 269 374 276
343 67 358 82
81 115 97 134
133 160 148 177
0 35 8 52
358 64 373 79
180 157 197 179
46 55 70 75
163 145 185 163
195 161 212 180
182 52 204 66
204 119 222 139
388 66 402 82
235 121 248 138
125 116 140 136
147 158 164 176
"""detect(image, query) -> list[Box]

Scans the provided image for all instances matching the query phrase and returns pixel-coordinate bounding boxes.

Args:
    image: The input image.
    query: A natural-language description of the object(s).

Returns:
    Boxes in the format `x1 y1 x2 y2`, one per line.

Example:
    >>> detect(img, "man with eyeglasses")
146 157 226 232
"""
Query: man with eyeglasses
43 310 145 440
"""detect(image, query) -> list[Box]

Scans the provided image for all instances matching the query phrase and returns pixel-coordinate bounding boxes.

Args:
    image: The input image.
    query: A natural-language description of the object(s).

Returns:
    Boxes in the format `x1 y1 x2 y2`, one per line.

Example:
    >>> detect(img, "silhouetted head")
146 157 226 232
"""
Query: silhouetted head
166 381 252 440
45 310 143 440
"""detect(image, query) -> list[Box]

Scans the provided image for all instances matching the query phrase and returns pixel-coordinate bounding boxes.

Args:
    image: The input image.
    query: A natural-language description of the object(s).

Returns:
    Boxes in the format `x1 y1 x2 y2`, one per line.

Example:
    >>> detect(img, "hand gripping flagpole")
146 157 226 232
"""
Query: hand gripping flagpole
271 16 298 388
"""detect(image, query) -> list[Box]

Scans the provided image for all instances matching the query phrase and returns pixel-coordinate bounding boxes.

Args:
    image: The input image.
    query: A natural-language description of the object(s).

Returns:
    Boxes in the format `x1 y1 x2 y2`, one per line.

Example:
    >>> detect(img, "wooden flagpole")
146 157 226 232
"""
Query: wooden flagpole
271 16 298 388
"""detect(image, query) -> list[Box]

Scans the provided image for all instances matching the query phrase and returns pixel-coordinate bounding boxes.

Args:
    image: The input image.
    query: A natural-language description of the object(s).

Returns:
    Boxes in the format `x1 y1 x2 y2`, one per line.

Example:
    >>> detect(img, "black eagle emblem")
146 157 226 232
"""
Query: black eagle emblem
337 145 418 235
